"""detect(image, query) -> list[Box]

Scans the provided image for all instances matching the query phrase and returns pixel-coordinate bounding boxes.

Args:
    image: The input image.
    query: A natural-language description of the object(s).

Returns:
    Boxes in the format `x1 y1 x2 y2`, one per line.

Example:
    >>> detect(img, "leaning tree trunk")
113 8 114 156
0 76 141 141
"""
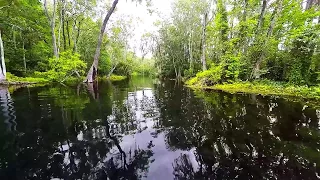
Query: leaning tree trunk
0 29 6 81
84 0 119 83
201 12 208 71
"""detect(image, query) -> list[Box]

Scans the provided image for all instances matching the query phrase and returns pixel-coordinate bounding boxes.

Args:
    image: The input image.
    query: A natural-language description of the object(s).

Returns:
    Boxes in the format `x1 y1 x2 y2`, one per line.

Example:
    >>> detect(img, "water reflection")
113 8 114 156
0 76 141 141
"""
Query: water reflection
0 86 16 133
157 88 320 179
0 77 320 179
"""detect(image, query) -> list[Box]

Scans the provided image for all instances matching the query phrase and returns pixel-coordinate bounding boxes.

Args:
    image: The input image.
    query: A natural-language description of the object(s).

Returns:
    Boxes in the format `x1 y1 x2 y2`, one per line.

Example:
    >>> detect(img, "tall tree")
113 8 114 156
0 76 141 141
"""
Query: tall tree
0 29 6 81
201 12 208 71
251 0 269 79
43 0 59 58
84 0 119 83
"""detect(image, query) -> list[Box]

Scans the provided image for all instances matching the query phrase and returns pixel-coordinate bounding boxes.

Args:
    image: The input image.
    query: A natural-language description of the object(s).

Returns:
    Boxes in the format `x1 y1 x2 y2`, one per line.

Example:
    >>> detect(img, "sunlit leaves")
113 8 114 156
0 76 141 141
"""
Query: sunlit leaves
35 50 86 81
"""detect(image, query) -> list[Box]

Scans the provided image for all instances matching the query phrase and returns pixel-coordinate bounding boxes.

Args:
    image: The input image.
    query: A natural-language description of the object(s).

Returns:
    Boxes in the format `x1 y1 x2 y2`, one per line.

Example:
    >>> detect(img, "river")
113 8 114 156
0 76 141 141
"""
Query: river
0 76 320 179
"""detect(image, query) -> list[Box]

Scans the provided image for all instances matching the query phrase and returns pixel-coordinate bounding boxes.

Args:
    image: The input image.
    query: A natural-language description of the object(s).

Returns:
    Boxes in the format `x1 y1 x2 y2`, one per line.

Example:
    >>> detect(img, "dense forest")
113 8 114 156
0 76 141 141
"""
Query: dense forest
1 1 320 179
0 0 319 87
0 0 155 83
155 0 320 86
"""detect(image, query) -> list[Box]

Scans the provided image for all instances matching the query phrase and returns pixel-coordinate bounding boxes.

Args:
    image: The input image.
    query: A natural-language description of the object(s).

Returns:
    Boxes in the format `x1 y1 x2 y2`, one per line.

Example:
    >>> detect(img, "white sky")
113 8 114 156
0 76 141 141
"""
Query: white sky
112 0 173 57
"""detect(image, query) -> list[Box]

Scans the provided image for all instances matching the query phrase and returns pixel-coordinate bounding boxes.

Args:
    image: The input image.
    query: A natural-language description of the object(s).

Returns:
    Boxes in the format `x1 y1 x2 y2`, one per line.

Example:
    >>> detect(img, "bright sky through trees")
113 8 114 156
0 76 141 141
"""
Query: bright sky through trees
115 0 173 57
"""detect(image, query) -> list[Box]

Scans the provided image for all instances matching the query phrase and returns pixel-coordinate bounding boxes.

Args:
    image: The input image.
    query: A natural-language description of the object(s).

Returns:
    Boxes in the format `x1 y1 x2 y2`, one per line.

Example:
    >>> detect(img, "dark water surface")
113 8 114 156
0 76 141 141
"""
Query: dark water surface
1 77 320 180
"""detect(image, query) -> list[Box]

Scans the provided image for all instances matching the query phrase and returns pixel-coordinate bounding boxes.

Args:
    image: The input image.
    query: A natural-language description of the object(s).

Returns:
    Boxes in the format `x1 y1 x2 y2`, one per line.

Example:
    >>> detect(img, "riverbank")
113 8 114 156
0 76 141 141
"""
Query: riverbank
99 75 127 81
187 80 320 100
2 73 49 85
1 73 127 86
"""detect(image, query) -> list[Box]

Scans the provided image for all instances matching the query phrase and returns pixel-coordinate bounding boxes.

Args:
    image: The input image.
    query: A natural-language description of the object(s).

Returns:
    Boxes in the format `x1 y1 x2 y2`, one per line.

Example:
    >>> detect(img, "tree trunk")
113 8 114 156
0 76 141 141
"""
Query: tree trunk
84 0 119 83
67 20 71 47
306 0 314 10
107 63 118 77
44 0 58 58
201 12 208 71
177 67 181 80
57 5 62 54
252 0 281 79
256 0 267 33
188 31 193 71
22 39 26 74
188 35 192 70
0 29 6 81
318 0 320 24
62 0 66 51
73 20 81 53
251 0 268 79
238 0 248 53
267 0 282 37
173 57 177 78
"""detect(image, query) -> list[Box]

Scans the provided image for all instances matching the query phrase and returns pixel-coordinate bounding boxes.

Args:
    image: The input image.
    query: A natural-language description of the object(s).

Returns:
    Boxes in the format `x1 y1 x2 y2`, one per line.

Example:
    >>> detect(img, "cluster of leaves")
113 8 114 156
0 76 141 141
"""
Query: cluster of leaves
187 55 241 86
35 51 86 82
187 63 223 86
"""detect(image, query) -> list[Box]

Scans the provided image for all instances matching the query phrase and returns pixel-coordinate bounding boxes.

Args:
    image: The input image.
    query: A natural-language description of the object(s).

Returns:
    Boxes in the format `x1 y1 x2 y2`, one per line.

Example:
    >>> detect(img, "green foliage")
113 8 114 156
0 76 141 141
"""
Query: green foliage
109 75 127 81
99 75 127 81
6 72 48 84
187 63 223 86
35 51 86 82
287 27 319 85
38 87 90 110
211 81 320 100
157 0 319 92
221 53 241 82
187 56 242 86
183 68 195 79
132 58 156 77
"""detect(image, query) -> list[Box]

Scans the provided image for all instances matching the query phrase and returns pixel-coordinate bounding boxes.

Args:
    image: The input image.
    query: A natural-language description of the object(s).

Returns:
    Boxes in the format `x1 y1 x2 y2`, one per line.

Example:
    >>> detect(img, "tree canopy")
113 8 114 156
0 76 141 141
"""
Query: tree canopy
0 0 319 86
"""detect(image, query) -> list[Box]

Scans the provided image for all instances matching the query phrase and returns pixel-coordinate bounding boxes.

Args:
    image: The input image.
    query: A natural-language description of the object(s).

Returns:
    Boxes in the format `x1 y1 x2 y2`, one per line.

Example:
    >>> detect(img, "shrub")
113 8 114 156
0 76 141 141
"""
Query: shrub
35 51 86 82
221 54 241 82
187 63 223 86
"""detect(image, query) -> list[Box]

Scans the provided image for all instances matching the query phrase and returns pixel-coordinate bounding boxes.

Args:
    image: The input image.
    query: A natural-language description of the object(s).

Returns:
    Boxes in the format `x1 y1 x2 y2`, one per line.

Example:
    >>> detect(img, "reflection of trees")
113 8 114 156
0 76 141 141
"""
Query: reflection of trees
0 80 155 179
0 87 16 132
154 82 320 179
44 119 154 180
102 120 154 179
0 86 17 178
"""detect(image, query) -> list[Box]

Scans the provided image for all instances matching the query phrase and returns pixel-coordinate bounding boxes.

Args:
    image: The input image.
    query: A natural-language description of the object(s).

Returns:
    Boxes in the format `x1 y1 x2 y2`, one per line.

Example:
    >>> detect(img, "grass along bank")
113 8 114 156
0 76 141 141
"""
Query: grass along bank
3 73 128 86
186 80 320 100
5 72 49 84
98 75 127 81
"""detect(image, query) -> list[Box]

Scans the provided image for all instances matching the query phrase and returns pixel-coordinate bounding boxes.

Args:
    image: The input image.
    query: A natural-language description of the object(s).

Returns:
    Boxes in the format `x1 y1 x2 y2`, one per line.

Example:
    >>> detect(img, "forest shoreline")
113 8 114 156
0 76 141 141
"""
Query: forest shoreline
0 73 127 86
187 81 320 100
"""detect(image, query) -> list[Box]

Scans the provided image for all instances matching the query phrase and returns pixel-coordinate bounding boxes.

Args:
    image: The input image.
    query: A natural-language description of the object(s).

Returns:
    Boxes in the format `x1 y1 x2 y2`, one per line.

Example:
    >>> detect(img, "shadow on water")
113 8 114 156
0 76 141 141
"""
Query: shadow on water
0 76 320 179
